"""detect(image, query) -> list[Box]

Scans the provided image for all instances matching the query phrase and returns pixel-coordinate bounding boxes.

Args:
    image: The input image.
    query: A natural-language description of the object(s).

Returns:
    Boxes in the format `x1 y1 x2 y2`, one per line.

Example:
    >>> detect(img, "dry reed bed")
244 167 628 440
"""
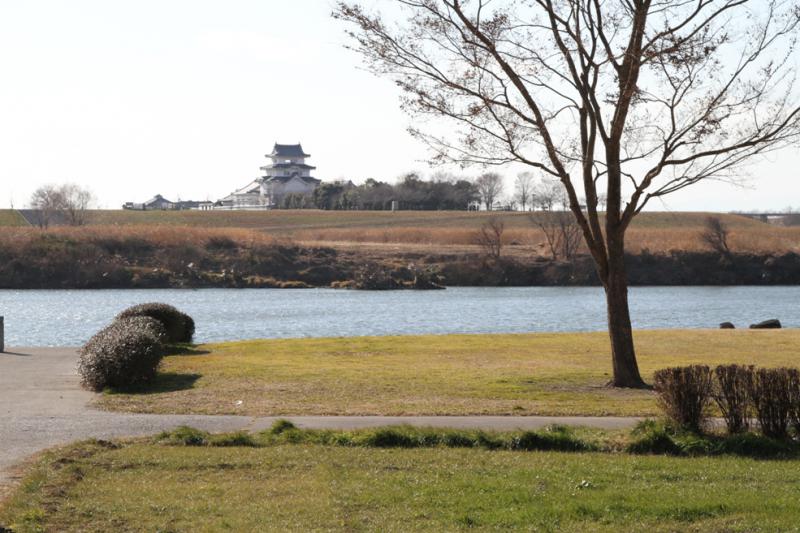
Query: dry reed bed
0 226 278 249
1 217 797 255
288 225 800 254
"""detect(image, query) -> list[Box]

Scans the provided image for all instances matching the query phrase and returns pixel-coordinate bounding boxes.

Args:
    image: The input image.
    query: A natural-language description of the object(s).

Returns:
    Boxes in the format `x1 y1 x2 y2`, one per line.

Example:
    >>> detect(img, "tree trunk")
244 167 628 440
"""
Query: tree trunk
603 251 647 388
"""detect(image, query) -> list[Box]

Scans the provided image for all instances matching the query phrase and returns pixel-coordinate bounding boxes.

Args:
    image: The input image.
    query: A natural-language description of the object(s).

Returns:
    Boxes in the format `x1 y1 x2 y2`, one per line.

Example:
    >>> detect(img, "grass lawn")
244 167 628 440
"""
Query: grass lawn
97 329 800 417
3 436 800 532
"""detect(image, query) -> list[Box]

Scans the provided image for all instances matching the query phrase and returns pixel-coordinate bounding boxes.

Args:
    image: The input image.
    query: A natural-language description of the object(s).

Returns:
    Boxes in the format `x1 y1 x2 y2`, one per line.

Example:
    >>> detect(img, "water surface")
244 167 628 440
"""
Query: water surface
0 287 797 347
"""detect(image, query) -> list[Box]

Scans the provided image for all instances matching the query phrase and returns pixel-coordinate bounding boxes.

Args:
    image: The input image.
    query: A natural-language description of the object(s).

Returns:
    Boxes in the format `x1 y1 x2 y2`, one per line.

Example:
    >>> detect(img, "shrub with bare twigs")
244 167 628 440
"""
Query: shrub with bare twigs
653 365 713 432
700 216 731 255
749 368 794 439
712 365 754 434
474 217 504 260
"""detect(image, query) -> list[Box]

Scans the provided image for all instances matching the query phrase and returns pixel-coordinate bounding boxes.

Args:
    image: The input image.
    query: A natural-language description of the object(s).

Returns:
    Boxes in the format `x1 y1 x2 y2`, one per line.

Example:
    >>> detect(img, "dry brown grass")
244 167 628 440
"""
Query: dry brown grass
0 225 278 249
288 224 800 255
2 210 798 255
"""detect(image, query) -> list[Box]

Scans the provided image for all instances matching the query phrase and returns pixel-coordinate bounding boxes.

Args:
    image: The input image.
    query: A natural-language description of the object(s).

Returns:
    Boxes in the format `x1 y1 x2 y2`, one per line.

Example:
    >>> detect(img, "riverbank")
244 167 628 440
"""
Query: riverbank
2 225 800 288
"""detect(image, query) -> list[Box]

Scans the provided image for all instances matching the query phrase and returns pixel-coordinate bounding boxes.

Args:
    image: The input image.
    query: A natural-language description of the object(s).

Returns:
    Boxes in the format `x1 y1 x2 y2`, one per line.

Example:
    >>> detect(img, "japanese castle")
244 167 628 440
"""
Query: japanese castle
218 143 321 209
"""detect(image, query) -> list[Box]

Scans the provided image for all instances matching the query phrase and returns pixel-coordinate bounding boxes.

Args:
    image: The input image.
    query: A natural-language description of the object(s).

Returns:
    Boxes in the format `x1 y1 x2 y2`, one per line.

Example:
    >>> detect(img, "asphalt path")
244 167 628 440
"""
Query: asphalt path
0 347 641 495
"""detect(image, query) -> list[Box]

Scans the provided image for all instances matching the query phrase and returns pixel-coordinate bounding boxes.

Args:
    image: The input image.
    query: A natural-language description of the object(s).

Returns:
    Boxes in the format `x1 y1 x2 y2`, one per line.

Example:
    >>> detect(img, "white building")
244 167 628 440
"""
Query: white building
218 143 321 209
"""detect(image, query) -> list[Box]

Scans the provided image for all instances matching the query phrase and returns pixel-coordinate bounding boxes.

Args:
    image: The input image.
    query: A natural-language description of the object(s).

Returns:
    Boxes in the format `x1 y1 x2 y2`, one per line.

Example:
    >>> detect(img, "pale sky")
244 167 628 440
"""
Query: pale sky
0 1 798 211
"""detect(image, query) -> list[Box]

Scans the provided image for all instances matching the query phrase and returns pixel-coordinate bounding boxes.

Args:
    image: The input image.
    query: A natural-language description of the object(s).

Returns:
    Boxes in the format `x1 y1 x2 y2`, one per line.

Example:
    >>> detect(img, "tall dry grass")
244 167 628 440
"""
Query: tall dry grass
288 224 800 254
0 225 278 249
2 217 797 255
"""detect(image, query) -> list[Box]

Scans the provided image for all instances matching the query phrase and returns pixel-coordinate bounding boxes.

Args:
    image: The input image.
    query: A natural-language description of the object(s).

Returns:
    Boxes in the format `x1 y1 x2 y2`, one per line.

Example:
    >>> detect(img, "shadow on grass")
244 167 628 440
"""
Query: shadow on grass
108 372 201 395
627 420 800 460
167 345 211 357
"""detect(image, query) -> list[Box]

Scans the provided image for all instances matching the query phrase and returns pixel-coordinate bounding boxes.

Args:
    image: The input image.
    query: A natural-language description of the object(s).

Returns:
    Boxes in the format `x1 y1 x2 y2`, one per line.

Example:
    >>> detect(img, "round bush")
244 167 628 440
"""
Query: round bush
78 316 166 391
117 302 194 343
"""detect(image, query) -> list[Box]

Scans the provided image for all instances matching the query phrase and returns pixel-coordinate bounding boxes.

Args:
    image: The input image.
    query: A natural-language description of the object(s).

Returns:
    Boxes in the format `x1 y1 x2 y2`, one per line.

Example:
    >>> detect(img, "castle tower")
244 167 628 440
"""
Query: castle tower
259 143 321 206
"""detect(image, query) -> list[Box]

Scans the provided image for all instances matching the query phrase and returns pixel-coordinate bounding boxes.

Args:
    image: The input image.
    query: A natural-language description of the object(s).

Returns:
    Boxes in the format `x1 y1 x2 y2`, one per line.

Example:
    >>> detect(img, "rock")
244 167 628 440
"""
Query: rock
719 322 736 329
749 319 782 329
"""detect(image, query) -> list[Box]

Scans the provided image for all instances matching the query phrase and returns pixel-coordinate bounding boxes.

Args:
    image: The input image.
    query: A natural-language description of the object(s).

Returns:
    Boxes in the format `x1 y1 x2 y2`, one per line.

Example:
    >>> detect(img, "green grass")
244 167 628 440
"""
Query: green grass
96 329 800 417
4 434 800 532
0 209 27 226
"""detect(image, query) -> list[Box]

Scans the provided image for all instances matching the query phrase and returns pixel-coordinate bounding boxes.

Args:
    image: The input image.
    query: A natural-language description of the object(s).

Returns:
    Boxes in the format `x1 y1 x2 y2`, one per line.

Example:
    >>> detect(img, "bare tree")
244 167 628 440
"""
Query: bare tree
29 183 94 228
474 216 504 259
514 172 534 211
335 1 800 387
474 172 503 210
61 184 95 226
29 185 66 229
596 193 608 212
531 211 582 261
532 177 567 211
701 216 732 256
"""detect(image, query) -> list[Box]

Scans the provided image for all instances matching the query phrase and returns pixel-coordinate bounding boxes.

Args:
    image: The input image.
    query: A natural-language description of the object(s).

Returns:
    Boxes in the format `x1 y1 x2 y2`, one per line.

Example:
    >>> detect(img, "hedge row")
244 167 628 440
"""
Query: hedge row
78 303 194 391
654 365 800 438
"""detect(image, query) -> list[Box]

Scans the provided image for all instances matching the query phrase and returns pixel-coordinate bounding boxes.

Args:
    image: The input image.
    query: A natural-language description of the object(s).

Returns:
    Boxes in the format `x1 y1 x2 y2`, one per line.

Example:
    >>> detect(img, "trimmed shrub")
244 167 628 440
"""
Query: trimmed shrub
653 365 713 432
750 368 795 439
712 365 754 434
78 317 166 391
117 302 194 343
182 314 196 343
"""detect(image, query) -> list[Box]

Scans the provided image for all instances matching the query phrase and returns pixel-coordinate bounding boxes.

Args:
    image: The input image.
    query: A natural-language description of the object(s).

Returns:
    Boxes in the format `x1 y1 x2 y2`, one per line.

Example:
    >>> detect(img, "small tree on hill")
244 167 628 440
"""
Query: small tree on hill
30 185 66 229
701 216 732 256
514 172 534 211
475 172 503 210
474 217 504 259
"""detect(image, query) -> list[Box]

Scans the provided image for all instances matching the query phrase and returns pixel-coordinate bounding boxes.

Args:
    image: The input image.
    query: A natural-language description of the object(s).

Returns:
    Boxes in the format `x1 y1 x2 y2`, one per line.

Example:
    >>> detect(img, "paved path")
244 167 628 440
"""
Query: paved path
0 347 641 495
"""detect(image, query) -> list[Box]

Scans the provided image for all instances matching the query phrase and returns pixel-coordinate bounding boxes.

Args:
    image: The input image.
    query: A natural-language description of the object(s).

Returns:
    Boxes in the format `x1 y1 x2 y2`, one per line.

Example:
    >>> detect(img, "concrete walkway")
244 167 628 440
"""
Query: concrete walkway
0 347 641 495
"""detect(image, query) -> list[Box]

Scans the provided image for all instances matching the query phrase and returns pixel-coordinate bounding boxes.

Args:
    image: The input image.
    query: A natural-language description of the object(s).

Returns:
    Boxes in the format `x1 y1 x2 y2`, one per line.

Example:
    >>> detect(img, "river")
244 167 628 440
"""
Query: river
1 287 797 347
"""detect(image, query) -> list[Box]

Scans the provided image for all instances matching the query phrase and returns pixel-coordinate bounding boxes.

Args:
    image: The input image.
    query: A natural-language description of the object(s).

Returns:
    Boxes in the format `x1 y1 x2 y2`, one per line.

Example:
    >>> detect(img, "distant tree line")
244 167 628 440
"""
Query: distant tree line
282 172 482 211
281 171 602 212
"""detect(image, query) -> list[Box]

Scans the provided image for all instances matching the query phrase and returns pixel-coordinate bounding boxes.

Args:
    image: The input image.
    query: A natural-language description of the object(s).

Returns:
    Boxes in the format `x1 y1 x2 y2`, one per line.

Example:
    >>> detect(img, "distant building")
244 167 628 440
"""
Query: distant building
123 195 205 211
124 143 322 211
217 143 321 209
123 194 175 210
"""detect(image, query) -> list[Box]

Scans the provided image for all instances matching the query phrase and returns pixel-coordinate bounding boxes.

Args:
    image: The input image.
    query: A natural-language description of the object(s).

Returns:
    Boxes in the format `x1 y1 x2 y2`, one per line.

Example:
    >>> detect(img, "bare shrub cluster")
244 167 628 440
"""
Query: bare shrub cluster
474 217 504 260
78 303 195 391
117 302 195 343
653 366 713 432
78 317 167 391
654 364 800 439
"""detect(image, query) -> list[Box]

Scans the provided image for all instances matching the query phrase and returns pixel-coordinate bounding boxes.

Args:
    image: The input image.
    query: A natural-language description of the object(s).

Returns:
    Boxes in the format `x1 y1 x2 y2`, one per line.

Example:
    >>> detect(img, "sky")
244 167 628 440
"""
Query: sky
0 0 798 212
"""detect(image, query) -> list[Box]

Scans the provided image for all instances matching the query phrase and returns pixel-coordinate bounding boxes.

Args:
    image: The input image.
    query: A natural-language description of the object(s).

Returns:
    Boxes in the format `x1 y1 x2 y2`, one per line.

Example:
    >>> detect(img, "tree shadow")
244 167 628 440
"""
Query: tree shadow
109 372 201 395
1 351 31 357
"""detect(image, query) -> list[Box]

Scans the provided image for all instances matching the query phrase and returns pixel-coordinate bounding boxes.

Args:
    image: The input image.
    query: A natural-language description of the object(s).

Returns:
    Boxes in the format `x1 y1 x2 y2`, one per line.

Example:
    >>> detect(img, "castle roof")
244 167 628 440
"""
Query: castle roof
264 174 321 185
260 162 317 172
270 143 310 158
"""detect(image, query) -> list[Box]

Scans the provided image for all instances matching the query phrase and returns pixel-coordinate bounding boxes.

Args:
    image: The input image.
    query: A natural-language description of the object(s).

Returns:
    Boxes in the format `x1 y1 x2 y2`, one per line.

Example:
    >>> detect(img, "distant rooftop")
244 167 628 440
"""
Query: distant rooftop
260 162 316 171
270 143 310 158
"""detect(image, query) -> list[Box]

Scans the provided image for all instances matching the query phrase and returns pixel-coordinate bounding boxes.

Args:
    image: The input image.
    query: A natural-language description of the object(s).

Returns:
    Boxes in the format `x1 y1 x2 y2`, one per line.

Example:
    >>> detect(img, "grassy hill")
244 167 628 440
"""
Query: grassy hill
0 210 27 227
